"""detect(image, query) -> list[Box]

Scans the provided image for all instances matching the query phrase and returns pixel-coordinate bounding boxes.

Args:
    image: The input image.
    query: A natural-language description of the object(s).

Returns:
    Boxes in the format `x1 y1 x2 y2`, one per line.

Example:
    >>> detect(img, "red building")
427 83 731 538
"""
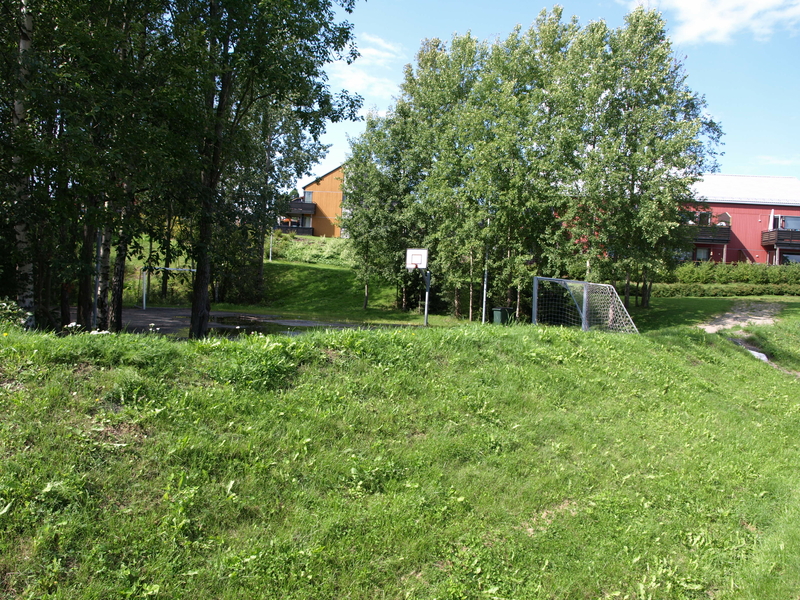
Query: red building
692 174 800 264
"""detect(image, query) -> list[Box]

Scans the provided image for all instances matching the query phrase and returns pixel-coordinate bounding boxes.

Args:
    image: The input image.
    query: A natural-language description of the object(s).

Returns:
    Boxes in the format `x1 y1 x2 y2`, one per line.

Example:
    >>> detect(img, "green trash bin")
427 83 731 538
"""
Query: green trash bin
492 307 513 324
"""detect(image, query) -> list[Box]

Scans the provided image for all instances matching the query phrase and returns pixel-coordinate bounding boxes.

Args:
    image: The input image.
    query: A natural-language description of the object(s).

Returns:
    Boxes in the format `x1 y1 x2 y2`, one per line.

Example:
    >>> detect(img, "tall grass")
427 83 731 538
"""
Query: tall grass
2 308 800 598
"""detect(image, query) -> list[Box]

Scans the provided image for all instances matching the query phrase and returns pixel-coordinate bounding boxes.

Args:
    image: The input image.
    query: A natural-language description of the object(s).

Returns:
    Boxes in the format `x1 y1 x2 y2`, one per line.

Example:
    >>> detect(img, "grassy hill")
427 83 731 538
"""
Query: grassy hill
2 303 800 598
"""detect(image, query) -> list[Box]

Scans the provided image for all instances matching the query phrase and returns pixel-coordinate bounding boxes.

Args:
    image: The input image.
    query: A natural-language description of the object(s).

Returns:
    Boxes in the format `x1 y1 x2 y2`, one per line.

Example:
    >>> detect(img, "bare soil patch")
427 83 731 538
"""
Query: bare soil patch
697 301 783 333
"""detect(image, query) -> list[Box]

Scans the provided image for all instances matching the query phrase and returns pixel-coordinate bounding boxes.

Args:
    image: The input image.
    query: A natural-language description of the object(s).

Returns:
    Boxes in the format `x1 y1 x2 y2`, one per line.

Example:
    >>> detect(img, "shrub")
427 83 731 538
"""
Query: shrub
0 299 29 328
673 262 800 285
651 282 800 297
271 235 352 267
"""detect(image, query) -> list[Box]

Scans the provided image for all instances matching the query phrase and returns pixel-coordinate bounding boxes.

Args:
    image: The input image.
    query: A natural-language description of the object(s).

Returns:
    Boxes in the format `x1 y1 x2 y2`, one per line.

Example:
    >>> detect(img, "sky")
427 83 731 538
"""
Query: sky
298 0 800 189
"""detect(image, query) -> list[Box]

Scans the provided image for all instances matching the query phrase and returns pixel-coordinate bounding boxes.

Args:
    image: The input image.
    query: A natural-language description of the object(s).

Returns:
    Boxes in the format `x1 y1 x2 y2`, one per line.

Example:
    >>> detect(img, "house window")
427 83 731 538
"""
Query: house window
782 253 800 264
698 212 712 226
304 191 313 203
695 247 710 261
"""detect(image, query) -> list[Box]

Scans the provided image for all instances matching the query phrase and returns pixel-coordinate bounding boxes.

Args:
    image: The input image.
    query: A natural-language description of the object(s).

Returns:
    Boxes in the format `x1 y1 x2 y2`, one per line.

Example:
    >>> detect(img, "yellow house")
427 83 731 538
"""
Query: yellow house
279 166 343 238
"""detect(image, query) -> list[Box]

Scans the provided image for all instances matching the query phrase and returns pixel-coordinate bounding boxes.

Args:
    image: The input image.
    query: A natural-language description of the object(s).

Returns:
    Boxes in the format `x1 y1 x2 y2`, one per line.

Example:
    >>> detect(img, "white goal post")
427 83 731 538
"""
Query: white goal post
532 276 638 334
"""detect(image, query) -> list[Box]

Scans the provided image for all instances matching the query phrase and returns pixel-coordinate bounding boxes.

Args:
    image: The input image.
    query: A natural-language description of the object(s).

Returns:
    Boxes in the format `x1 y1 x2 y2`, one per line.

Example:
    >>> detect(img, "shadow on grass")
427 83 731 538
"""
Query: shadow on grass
629 297 736 332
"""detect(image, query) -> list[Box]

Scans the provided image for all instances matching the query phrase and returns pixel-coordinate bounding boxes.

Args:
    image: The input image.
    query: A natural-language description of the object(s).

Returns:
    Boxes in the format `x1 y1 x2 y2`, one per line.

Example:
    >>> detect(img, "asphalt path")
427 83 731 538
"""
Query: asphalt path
78 307 355 337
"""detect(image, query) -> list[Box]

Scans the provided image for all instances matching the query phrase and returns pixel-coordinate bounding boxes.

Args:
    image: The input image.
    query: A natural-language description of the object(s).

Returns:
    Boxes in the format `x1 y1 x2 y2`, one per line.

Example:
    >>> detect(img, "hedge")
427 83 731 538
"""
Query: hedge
649 283 800 297
673 262 800 285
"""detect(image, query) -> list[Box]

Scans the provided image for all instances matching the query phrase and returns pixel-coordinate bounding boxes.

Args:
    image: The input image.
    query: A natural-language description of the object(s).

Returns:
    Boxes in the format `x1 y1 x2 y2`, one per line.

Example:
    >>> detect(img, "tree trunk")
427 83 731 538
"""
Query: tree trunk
96 225 112 330
161 209 173 299
454 286 461 318
516 286 521 320
624 269 631 309
255 222 266 301
363 281 369 310
190 197 213 338
190 19 231 338
642 272 652 309
60 282 71 329
110 232 128 333
468 251 474 322
14 0 34 327
76 220 97 328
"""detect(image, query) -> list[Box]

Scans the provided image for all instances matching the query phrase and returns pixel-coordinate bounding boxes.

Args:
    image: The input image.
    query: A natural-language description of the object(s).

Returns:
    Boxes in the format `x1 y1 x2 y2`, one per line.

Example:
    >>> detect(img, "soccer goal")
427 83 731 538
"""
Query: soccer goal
532 276 638 334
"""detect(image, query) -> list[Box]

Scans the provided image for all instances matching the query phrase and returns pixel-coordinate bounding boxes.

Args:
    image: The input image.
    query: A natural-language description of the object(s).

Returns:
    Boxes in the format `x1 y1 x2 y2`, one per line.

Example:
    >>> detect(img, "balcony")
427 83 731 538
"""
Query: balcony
275 225 314 236
694 225 731 244
762 229 800 249
287 200 316 215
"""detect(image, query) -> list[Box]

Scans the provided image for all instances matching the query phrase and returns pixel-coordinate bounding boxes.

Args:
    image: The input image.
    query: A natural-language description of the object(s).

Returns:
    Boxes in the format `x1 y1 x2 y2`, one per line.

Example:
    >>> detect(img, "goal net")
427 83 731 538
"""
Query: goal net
532 277 638 334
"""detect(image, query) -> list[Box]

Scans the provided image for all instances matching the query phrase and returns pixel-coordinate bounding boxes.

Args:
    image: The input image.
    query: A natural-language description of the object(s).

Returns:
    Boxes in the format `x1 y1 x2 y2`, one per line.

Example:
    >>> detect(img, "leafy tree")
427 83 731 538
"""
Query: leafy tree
162 0 361 337
345 7 721 316
342 105 421 309
561 8 721 306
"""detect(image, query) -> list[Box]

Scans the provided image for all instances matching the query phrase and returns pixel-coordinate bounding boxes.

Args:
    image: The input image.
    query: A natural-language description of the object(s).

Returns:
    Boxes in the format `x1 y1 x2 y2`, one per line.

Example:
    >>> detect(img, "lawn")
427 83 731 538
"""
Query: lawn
2 298 800 598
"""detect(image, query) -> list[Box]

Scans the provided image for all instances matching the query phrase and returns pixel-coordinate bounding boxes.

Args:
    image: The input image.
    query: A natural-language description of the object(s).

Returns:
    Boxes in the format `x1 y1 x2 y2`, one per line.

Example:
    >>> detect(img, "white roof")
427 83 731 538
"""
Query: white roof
693 174 800 206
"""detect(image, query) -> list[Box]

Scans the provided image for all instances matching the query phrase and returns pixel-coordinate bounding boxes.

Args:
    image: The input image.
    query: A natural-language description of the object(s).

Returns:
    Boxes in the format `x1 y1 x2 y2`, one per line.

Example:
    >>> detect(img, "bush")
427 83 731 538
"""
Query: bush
673 262 800 285
0 299 29 328
271 234 352 267
651 282 800 297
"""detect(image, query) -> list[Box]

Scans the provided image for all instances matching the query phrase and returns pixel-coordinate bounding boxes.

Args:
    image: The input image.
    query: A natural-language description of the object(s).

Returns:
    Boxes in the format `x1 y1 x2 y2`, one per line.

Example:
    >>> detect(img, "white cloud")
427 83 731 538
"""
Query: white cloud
328 62 400 101
360 33 404 54
757 154 800 166
631 0 800 43
327 33 407 101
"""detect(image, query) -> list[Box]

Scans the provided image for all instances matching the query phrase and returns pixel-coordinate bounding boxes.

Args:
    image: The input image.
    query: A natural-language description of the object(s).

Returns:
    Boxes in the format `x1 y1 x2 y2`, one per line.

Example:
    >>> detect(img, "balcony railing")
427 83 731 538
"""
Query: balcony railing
762 229 800 248
287 200 316 215
275 225 314 236
694 225 731 244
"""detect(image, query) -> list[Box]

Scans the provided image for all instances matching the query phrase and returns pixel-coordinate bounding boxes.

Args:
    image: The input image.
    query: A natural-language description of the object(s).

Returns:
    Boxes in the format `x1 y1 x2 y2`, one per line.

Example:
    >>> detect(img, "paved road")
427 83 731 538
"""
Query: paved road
84 307 355 337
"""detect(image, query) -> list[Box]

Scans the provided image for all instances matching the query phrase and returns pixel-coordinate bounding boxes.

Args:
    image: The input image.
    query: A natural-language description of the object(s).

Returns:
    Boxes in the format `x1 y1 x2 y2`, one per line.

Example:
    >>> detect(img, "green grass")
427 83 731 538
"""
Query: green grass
3 300 800 598
215 261 457 326
628 297 737 331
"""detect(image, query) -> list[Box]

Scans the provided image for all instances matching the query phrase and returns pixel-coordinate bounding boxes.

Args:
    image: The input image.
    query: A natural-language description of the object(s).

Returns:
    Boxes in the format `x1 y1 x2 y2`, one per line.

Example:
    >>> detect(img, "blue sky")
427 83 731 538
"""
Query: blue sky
299 0 800 188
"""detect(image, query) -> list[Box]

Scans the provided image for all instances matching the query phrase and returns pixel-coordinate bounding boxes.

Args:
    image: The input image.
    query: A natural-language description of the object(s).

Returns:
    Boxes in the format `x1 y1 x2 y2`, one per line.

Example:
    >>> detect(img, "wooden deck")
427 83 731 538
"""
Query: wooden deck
761 229 800 249
694 225 731 244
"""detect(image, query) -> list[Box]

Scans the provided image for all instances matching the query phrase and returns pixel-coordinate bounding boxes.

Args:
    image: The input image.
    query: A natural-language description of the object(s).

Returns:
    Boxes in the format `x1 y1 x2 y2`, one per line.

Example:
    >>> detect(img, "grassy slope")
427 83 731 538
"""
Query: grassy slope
2 302 800 598
216 261 456 326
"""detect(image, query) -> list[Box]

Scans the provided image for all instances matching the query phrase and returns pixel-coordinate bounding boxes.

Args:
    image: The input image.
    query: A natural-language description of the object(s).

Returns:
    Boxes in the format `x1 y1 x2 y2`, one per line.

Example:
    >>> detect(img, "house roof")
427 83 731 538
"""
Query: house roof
694 174 800 206
302 165 344 190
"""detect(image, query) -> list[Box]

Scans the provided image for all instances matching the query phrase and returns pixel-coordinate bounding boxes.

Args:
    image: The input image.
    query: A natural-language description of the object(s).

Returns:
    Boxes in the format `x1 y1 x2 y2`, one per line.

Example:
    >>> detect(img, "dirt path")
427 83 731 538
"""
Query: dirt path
697 301 783 333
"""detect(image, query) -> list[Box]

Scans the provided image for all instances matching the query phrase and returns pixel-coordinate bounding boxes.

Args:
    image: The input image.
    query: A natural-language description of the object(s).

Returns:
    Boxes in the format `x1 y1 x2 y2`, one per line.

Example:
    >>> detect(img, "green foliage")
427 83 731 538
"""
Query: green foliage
3 308 800 597
653 283 800 297
344 7 720 317
0 299 29 328
2 0 362 335
675 262 800 285
270 235 353 267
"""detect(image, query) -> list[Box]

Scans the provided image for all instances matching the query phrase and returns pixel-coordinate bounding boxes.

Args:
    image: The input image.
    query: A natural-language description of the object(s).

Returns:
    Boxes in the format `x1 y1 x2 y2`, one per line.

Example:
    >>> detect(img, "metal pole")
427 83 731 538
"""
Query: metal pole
582 282 589 332
532 277 539 325
142 268 148 311
424 270 431 327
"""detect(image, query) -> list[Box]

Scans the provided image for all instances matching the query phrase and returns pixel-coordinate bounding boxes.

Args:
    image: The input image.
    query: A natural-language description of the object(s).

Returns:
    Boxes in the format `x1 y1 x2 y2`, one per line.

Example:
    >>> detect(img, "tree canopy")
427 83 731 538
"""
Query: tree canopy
342 7 721 316
1 0 362 335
